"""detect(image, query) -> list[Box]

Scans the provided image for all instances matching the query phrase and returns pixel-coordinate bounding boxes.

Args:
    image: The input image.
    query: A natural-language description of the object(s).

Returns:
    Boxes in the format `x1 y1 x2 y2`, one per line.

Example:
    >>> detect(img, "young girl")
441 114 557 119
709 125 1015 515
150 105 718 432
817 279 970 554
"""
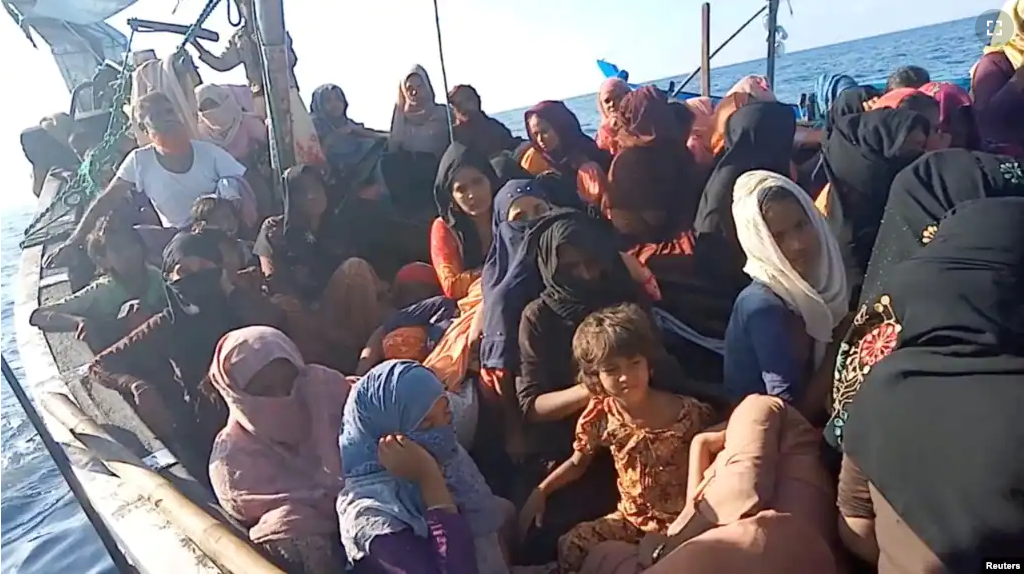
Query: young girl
518 303 715 573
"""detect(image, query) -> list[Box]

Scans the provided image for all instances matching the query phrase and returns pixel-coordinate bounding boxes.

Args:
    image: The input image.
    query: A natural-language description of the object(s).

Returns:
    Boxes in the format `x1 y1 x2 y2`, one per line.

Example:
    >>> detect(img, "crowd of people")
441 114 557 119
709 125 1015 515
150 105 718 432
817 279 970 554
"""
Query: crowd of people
28 0 1024 572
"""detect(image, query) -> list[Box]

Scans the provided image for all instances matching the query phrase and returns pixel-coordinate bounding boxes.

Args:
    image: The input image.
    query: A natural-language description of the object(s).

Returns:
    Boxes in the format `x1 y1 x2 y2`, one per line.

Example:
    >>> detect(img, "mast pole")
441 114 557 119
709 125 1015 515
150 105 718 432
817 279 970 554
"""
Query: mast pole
700 2 711 98
765 0 780 90
253 0 294 195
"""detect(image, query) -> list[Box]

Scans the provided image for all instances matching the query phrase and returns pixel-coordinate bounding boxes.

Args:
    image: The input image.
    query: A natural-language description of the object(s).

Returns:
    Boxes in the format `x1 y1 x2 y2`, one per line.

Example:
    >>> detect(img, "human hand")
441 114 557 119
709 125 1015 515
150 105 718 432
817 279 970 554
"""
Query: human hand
517 487 546 540
377 434 441 483
73 318 89 342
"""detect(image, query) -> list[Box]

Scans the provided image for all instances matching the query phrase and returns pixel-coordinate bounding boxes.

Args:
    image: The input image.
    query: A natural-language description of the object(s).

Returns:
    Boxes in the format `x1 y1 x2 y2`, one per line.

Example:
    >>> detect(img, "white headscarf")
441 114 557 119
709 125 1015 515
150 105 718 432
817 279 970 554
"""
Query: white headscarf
732 170 848 351
130 57 200 145
387 65 451 155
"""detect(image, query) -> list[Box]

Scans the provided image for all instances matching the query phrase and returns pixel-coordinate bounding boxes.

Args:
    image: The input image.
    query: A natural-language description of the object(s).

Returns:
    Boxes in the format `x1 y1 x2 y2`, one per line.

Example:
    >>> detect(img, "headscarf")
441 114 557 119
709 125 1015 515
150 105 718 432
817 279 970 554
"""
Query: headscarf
614 85 686 147
536 216 638 323
309 84 353 130
595 78 632 154
195 84 250 148
207 326 349 543
694 101 797 248
130 57 200 144
337 360 503 562
448 85 520 159
388 65 451 156
917 81 973 135
812 73 858 124
725 75 776 101
824 86 881 132
480 208 593 371
684 96 716 164
434 142 501 270
482 179 551 296
983 0 1024 69
708 92 754 156
844 197 1024 572
732 171 848 350
820 108 931 270
525 100 612 176
858 150 1023 308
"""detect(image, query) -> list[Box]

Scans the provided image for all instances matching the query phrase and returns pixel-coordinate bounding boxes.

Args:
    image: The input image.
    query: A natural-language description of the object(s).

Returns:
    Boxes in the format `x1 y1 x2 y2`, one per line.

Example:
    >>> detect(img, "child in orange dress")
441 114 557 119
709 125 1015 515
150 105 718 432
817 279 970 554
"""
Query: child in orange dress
517 303 715 573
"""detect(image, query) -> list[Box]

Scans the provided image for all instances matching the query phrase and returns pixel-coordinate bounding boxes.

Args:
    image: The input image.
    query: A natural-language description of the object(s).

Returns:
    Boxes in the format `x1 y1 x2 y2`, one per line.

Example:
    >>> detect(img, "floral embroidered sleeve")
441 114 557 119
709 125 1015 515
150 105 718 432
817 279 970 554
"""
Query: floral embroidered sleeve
429 218 479 300
576 162 612 207
572 397 609 456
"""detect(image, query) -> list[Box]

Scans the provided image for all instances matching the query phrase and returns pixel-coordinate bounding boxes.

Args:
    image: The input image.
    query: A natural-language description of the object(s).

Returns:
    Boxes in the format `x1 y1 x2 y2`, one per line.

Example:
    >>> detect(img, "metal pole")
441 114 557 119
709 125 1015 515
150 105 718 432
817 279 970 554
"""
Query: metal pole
431 0 455 144
1 355 136 574
672 4 768 98
765 0 780 90
700 3 711 98
253 0 294 192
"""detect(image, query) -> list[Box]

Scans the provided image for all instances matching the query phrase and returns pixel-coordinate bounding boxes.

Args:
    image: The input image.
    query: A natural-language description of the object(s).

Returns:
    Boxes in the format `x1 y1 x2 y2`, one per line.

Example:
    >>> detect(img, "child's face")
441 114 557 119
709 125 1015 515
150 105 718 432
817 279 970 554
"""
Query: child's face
209 205 239 237
597 354 650 402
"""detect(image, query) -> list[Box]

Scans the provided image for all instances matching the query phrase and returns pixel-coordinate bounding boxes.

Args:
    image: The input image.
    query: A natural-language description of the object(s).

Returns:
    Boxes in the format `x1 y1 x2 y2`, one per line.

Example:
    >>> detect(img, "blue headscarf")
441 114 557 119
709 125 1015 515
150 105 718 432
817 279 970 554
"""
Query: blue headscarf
337 360 502 562
813 73 858 126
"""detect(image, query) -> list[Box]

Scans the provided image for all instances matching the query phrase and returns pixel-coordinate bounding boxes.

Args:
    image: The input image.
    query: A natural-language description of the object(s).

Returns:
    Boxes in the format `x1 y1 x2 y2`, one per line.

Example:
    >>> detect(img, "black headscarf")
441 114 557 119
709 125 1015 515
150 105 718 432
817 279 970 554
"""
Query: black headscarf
825 85 880 133
434 142 501 270
536 216 638 323
859 150 1024 307
844 197 1024 572
693 101 796 243
820 108 931 271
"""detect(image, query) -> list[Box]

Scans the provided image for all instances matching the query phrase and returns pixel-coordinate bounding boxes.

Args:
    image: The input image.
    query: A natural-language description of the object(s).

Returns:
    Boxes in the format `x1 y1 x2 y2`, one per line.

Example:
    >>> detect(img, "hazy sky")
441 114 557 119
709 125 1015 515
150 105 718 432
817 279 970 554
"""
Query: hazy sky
0 0 995 207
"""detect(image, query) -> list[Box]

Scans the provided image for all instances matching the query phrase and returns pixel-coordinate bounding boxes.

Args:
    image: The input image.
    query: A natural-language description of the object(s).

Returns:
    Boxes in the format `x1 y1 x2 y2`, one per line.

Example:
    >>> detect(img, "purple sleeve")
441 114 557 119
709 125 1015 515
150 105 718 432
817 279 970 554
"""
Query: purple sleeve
355 509 478 574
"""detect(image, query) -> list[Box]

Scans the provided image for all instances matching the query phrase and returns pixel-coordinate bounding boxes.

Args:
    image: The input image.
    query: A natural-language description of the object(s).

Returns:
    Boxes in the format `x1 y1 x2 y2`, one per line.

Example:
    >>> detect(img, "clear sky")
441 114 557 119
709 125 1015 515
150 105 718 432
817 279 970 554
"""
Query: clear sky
0 0 994 208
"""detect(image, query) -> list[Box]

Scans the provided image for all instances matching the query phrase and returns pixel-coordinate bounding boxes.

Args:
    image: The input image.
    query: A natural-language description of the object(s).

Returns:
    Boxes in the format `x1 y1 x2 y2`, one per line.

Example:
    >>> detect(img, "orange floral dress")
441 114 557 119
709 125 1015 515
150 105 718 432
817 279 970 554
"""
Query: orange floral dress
558 394 714 571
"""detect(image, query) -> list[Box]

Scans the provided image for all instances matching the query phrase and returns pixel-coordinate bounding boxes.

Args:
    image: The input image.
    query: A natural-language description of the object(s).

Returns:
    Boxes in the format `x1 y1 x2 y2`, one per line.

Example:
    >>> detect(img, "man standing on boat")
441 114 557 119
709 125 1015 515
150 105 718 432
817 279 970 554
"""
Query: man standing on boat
45 92 247 269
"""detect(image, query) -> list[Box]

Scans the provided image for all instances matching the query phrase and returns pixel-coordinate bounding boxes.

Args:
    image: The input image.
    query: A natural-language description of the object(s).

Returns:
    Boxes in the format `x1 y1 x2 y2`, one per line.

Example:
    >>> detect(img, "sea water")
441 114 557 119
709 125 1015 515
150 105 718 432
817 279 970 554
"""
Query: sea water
0 16 986 573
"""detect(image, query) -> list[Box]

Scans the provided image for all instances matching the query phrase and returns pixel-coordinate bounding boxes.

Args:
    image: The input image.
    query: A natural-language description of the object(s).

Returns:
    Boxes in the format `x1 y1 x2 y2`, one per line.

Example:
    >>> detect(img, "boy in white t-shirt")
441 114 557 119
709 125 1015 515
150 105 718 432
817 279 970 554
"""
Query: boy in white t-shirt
48 92 247 268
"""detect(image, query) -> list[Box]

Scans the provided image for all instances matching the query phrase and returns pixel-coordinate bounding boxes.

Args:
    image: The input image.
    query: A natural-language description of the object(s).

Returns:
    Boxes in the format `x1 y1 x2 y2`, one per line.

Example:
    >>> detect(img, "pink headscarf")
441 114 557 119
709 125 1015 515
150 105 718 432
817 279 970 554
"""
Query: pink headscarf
917 82 972 131
595 78 632 154
196 84 266 159
725 75 776 101
208 326 352 543
684 97 715 164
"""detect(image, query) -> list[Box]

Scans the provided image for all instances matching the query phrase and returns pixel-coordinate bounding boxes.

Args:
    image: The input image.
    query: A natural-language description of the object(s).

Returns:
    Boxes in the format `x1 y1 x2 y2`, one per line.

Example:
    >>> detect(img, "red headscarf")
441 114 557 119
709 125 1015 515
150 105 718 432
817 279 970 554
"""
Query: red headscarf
595 78 632 154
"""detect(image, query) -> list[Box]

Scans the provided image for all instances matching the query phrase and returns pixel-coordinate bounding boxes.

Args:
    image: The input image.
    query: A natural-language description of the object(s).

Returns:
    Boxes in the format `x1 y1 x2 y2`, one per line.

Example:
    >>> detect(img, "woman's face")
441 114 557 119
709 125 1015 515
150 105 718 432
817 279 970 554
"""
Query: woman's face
601 89 626 117
404 74 428 105
528 115 560 153
301 177 329 220
416 395 453 430
246 358 299 397
761 194 820 281
325 89 347 117
451 166 493 217
507 195 551 222
557 243 602 282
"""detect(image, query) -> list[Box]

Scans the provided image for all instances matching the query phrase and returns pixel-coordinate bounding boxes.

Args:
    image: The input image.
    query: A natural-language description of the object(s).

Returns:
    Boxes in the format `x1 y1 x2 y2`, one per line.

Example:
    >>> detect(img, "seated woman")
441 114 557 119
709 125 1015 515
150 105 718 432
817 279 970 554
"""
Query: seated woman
724 171 849 410
31 216 166 353
309 84 387 195
706 77 779 158
195 84 267 163
579 395 836 574
816 108 931 295
254 164 390 372
208 326 351 573
520 101 612 207
432 143 500 300
683 97 715 166
837 198 1023 572
825 151 1023 450
519 303 714 573
513 214 700 564
338 360 510 573
971 0 1023 158
594 78 632 155
382 65 453 217
89 228 283 476
448 85 521 159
